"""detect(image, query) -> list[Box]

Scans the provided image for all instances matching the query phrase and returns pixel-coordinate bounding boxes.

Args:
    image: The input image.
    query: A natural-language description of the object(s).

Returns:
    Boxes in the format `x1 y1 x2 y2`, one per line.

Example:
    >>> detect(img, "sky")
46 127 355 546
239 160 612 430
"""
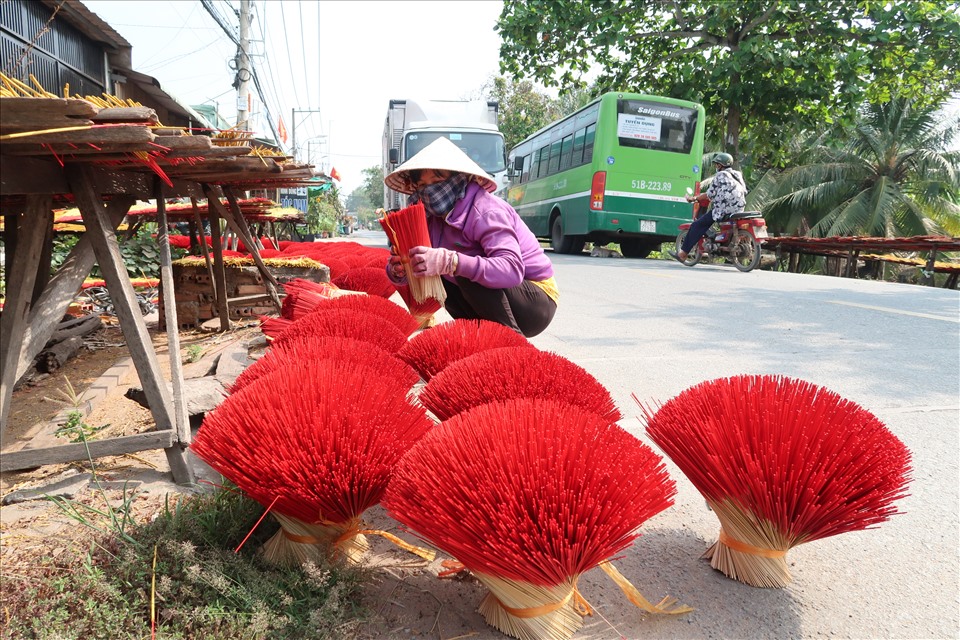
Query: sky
83 0 506 197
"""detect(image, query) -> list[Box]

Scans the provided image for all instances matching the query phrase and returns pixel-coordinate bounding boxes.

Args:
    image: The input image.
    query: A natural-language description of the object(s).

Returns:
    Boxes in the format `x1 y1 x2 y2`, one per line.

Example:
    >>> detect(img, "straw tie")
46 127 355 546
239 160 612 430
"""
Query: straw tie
494 583 593 619
280 516 436 562
716 528 788 559
598 561 693 615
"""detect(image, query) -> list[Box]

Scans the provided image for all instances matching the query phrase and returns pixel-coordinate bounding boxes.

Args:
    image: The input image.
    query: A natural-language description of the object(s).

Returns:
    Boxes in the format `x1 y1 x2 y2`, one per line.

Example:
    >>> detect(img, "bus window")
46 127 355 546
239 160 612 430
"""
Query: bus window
548 138 562 174
572 128 585 166
583 124 596 164
530 148 541 180
616 99 699 154
559 134 574 171
536 146 550 179
521 154 531 183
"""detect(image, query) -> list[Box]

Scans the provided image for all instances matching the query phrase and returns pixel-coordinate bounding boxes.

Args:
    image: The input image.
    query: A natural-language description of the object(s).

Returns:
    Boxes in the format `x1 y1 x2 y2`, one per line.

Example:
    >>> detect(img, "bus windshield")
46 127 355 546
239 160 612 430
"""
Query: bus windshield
616 99 699 154
405 131 506 174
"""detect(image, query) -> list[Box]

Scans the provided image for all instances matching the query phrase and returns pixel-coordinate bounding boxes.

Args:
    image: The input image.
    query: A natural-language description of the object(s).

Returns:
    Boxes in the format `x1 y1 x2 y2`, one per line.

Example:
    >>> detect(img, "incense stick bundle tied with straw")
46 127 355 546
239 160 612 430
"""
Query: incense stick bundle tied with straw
384 398 688 640
641 374 912 588
378 202 446 304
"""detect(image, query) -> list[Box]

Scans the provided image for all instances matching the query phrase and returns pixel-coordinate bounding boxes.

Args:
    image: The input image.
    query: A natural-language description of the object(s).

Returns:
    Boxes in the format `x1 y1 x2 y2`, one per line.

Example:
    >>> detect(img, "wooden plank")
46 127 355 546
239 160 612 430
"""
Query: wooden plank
15 197 133 383
0 97 98 134
155 178 192 447
0 197 52 437
0 430 176 471
0 157 188 198
91 107 158 124
65 164 194 484
207 208 231 331
154 136 213 151
227 293 275 304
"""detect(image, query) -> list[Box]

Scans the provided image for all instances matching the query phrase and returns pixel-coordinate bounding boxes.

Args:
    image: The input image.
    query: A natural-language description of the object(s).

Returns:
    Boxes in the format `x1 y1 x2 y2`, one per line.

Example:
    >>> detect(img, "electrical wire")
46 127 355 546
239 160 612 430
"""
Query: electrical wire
299 2 313 109
279 1 305 112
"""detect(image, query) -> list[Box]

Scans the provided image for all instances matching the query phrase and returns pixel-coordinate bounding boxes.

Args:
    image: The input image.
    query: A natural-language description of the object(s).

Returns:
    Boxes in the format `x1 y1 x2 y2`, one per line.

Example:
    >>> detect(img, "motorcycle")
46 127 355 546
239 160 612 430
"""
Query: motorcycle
675 192 768 272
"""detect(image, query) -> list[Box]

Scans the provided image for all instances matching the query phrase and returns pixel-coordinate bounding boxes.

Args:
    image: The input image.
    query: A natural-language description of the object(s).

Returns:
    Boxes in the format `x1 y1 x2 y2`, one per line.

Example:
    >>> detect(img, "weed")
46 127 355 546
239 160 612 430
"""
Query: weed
1 483 369 639
184 344 205 363
53 410 107 443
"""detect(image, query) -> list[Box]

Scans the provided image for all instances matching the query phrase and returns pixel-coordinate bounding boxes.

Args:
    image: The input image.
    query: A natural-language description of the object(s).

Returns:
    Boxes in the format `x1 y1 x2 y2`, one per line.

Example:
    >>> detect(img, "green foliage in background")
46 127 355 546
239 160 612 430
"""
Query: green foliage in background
497 0 960 169
306 186 343 235
762 97 960 237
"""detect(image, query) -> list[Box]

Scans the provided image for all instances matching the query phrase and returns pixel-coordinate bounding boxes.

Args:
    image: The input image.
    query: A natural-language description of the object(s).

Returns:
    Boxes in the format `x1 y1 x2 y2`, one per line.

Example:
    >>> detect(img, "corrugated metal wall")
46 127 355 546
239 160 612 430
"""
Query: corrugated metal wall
1 0 105 95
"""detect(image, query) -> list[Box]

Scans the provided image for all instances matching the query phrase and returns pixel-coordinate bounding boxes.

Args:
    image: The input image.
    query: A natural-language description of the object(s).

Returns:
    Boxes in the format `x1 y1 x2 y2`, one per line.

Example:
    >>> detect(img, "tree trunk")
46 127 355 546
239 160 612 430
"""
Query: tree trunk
725 75 742 162
46 314 102 346
36 336 84 373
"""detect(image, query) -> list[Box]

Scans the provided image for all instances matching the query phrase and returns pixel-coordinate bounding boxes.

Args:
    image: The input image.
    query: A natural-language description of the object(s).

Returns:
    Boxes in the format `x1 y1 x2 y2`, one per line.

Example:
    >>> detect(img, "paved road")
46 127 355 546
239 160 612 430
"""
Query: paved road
347 230 960 639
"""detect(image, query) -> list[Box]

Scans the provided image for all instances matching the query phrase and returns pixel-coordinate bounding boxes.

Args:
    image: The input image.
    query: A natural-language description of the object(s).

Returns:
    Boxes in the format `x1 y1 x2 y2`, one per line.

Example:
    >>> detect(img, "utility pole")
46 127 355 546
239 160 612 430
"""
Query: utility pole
236 0 251 128
291 108 323 162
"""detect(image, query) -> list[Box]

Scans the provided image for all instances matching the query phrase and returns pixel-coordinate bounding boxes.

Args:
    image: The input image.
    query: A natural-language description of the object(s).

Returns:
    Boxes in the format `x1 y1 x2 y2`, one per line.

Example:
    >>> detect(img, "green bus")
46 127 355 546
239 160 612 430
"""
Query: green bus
505 92 706 257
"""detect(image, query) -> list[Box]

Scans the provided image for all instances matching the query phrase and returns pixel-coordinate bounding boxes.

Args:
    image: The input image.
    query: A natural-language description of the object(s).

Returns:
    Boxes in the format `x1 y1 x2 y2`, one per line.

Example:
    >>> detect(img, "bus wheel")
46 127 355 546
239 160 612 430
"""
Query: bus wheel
619 239 656 259
551 216 585 254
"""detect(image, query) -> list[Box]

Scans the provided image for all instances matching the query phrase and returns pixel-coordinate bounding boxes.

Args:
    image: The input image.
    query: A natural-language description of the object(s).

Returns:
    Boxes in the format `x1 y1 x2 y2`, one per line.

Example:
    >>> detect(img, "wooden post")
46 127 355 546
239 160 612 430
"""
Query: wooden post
155 178 192 448
31 222 54 307
923 249 937 287
1 197 52 439
191 197 218 309
224 187 281 310
14 197 133 383
65 164 194 485
203 184 281 311
207 206 231 331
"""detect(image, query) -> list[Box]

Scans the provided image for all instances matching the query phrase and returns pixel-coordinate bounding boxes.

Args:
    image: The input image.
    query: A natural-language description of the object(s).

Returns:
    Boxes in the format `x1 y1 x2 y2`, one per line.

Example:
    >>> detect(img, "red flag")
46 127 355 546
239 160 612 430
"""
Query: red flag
330 167 341 182
277 116 288 144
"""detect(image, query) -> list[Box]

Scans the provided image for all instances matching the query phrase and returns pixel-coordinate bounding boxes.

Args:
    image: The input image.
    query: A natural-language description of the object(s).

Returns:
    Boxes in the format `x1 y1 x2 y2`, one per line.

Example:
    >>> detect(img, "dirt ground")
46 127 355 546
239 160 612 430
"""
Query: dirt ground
0 316 257 571
0 313 511 640
0 313 670 640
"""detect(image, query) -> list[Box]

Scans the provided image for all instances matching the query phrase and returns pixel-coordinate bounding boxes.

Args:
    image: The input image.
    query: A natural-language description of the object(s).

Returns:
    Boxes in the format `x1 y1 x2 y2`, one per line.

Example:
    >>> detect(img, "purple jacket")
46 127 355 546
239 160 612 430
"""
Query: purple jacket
430 182 554 288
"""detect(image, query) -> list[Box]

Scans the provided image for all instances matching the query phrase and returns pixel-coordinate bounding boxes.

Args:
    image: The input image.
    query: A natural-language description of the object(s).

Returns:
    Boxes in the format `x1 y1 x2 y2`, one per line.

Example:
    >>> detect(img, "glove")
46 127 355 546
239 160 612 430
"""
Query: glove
408 246 459 277
385 246 408 283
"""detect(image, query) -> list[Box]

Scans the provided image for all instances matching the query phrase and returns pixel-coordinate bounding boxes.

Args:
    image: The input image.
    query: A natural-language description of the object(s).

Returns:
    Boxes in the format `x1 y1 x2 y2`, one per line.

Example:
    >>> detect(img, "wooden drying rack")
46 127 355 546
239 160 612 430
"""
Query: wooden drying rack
1 97 324 484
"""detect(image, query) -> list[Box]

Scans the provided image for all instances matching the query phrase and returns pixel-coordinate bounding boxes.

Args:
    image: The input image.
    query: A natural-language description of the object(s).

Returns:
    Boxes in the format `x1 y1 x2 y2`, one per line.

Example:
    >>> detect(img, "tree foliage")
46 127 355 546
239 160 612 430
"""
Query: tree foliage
484 76 593 151
764 98 960 237
497 0 960 167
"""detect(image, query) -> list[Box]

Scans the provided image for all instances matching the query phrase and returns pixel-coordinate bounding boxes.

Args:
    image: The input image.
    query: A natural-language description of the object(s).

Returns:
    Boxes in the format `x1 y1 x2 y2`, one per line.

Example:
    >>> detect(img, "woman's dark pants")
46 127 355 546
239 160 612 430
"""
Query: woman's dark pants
441 276 556 337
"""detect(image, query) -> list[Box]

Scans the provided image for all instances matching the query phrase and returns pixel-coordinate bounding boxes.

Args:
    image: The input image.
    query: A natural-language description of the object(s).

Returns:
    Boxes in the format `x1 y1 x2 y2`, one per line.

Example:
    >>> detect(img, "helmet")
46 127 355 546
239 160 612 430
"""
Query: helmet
713 152 734 168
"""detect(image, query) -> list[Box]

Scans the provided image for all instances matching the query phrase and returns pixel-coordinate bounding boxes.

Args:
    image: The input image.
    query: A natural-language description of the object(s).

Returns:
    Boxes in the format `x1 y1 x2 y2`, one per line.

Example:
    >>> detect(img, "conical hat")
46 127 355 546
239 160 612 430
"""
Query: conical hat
385 137 497 195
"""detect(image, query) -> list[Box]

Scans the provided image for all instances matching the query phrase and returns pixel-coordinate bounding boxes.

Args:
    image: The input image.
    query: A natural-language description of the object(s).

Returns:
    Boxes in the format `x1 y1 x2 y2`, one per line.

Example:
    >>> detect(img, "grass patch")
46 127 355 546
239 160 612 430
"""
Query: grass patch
1 485 369 639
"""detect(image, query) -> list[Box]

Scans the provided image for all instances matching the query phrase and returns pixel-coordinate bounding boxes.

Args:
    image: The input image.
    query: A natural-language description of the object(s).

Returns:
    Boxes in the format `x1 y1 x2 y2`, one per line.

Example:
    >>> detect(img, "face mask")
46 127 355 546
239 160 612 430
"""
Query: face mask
408 173 469 216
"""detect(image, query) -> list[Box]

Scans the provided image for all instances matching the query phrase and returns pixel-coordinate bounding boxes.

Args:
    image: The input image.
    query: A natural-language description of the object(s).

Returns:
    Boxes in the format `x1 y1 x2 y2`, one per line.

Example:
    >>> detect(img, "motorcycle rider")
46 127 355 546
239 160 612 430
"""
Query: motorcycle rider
669 152 747 264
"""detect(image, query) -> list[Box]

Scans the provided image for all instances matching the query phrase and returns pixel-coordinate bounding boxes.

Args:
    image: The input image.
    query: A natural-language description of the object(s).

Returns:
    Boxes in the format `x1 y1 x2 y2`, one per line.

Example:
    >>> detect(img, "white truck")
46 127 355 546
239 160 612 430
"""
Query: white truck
382 98 507 210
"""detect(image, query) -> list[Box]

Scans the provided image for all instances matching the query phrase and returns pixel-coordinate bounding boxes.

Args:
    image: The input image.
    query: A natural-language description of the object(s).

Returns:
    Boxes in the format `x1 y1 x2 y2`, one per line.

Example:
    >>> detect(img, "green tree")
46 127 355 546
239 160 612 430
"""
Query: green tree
497 1 960 166
484 76 592 151
346 165 384 210
306 186 342 236
765 98 960 237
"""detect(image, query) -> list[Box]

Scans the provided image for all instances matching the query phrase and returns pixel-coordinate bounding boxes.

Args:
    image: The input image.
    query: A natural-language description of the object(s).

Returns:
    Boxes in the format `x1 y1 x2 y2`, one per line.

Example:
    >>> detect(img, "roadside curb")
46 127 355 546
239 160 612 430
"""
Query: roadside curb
50 357 136 427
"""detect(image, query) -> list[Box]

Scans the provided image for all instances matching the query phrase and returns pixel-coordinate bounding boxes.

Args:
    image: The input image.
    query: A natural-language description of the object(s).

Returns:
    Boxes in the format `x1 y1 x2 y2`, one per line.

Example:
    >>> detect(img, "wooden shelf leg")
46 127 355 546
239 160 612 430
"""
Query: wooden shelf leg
1 197 52 440
66 164 194 485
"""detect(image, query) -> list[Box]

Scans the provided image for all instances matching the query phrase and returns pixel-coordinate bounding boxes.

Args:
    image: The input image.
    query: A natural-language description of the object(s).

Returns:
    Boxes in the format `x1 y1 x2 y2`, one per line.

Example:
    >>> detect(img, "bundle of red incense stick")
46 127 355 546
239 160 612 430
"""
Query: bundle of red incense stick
641 374 912 588
192 359 432 566
384 398 687 640
418 346 622 423
378 202 446 304
397 318 534 381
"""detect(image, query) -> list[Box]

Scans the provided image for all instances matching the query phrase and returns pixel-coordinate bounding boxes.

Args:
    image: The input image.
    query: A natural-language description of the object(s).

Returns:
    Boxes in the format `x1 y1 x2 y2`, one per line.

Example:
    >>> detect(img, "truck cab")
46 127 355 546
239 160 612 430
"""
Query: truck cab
382 99 508 210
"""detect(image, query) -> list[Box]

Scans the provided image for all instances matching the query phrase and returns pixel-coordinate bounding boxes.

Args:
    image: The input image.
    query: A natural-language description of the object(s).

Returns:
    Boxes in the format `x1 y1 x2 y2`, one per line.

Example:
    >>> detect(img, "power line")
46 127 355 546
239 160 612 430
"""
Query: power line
299 2 313 109
255 1 298 151
200 0 239 47
278 2 304 112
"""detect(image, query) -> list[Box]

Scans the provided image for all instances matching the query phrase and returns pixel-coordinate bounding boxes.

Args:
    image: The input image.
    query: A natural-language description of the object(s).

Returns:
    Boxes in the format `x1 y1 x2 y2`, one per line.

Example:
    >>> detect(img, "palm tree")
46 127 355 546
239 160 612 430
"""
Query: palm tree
764 98 960 238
